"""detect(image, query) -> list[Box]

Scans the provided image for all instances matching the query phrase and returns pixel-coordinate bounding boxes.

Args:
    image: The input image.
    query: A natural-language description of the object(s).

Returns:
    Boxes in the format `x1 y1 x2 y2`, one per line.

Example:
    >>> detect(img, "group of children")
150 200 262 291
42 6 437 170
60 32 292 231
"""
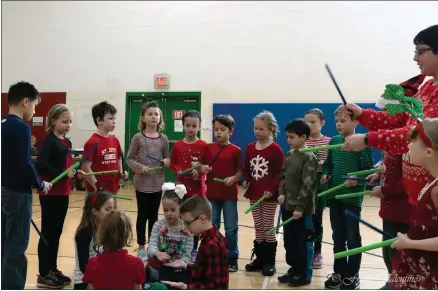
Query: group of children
2 79 438 290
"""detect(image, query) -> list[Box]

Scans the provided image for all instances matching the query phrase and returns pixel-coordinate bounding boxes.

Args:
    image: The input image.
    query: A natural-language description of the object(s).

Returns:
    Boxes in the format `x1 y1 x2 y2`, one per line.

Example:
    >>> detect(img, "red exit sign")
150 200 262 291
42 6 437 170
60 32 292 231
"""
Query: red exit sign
172 110 185 119
154 74 170 89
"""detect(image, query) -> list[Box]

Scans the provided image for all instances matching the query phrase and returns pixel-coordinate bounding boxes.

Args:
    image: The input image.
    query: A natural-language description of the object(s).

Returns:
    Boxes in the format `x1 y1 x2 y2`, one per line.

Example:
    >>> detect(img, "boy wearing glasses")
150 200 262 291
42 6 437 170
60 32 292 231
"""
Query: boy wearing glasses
161 195 229 290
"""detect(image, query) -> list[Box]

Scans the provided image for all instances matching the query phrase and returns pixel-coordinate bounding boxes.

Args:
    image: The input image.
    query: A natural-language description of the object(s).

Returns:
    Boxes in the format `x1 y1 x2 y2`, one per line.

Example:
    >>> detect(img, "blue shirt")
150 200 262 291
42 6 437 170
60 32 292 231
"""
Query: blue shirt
1 114 43 193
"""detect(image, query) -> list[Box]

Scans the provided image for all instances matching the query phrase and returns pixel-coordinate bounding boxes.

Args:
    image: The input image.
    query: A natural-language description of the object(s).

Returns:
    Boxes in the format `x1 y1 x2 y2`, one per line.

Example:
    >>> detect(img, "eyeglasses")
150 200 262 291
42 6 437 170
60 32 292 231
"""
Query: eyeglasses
415 48 433 57
183 216 199 228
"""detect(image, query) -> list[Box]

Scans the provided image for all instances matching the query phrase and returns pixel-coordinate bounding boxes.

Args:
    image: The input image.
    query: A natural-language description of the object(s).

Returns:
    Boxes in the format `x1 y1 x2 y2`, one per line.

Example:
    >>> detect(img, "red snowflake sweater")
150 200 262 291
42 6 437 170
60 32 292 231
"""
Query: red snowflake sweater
358 78 438 205
243 142 285 202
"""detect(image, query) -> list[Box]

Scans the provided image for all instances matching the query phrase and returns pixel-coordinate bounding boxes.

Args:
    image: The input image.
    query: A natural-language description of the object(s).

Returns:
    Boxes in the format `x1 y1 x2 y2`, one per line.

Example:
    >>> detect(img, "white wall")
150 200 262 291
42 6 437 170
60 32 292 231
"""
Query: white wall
2 1 437 147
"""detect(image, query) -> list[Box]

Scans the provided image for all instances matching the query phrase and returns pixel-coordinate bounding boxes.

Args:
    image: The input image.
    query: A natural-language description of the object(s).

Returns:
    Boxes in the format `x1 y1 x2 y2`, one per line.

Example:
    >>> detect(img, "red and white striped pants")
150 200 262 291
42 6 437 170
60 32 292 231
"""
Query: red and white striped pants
250 200 278 243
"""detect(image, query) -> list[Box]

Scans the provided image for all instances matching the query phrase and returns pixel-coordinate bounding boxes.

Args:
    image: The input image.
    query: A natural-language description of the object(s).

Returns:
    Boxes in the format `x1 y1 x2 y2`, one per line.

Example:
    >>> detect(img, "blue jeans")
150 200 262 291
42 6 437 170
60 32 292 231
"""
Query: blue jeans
1 187 32 289
208 199 239 258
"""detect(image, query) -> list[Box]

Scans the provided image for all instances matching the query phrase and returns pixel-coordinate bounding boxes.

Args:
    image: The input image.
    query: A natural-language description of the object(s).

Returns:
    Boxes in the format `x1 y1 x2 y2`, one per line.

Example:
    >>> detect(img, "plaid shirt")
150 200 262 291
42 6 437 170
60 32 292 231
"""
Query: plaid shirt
188 226 229 290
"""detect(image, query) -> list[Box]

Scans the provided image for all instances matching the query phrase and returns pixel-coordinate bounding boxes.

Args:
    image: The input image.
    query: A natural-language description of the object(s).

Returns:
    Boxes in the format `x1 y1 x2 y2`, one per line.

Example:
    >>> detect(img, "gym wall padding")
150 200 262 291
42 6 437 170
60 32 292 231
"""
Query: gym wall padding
212 103 382 164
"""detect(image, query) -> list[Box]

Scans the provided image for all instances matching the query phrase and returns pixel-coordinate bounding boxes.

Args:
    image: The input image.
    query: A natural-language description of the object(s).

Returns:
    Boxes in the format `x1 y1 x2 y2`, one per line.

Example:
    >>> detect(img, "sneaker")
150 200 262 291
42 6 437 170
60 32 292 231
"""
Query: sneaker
138 248 148 263
288 276 311 287
36 271 64 289
53 269 72 286
228 257 238 272
191 250 198 262
341 276 360 290
324 273 344 289
313 254 323 269
278 268 294 283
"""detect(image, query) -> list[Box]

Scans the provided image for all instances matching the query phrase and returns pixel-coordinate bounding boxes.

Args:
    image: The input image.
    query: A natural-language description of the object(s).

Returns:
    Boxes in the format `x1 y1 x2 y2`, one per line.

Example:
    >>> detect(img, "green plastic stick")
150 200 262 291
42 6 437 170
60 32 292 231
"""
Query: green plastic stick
180 164 201 175
317 182 346 198
113 195 133 201
347 168 383 177
213 178 226 183
267 216 295 233
299 144 343 153
148 166 163 172
335 191 373 200
245 193 271 214
334 238 397 259
84 170 119 176
50 161 81 184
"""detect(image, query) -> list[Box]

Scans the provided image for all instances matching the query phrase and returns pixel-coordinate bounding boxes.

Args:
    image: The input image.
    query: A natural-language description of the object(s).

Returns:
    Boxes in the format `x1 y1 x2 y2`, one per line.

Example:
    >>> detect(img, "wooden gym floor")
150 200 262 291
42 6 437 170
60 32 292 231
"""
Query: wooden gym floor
26 184 387 289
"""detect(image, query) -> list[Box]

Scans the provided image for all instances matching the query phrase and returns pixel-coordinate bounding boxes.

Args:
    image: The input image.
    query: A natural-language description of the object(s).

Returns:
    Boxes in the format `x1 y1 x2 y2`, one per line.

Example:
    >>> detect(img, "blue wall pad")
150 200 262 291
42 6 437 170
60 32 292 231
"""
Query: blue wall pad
212 103 382 165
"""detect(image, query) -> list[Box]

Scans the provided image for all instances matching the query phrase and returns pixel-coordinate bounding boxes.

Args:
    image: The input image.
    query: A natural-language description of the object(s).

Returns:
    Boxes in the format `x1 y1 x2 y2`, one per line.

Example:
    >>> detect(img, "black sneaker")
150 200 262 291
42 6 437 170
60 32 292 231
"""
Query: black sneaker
341 276 360 290
278 268 294 284
228 257 238 272
53 269 72 286
36 271 64 289
324 273 344 289
288 276 311 287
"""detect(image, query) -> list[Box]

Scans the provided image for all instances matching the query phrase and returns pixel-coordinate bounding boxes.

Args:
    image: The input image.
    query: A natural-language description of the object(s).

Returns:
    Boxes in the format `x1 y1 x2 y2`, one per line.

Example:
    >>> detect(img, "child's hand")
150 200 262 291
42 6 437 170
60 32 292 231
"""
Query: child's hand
292 210 302 220
40 181 53 195
191 169 199 180
162 158 170 167
76 170 86 179
370 186 383 198
155 251 171 262
163 259 187 269
119 170 129 180
391 233 412 250
320 175 329 184
277 195 285 204
67 169 76 179
141 166 149 175
161 281 187 289
242 181 250 189
200 165 211 174
346 176 358 188
366 173 380 186
224 176 237 186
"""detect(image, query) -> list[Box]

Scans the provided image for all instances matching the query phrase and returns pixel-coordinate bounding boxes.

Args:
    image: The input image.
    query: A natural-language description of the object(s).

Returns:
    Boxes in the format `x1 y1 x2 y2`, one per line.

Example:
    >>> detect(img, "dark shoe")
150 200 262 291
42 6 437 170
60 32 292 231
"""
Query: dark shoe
262 241 277 276
228 257 238 272
245 240 264 272
278 267 294 283
340 276 360 290
53 269 72 286
288 276 311 287
36 271 64 289
324 273 343 289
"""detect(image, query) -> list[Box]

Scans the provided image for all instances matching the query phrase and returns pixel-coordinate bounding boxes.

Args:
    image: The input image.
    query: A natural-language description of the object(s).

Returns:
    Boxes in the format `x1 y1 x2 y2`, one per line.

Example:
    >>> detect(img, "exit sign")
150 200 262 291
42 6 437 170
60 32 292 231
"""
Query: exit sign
172 110 185 119
154 74 170 89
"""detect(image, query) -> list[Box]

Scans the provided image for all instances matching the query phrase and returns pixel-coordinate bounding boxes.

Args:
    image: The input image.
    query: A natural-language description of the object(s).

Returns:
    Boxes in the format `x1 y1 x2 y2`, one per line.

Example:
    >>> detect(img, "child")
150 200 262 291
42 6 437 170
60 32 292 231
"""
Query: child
304 108 331 268
81 101 128 208
83 210 145 289
126 101 170 258
1 81 51 290
169 110 207 260
277 119 318 286
242 111 284 276
73 191 114 290
161 195 229 290
34 104 75 288
391 233 438 251
199 114 242 272
322 105 373 290
147 183 193 284
389 118 438 290
31 135 39 155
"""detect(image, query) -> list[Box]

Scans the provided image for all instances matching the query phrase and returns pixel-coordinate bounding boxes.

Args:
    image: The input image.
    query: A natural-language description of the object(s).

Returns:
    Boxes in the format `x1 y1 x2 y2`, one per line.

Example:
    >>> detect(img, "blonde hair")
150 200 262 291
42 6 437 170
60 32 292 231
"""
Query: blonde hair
138 101 164 132
98 210 133 252
253 111 279 141
46 104 72 133
410 118 438 150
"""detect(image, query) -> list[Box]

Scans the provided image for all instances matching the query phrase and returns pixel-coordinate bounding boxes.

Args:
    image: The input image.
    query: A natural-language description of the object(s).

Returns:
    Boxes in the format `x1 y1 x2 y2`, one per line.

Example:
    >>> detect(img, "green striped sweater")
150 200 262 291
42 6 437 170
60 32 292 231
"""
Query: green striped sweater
322 135 373 207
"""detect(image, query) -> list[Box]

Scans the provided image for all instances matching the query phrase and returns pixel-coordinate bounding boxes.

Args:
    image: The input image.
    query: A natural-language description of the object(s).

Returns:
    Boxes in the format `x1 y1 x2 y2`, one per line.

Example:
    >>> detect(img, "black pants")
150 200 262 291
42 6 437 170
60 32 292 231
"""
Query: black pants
283 211 314 281
136 190 162 245
74 283 87 289
382 220 409 274
312 209 323 254
38 195 69 276
183 196 199 251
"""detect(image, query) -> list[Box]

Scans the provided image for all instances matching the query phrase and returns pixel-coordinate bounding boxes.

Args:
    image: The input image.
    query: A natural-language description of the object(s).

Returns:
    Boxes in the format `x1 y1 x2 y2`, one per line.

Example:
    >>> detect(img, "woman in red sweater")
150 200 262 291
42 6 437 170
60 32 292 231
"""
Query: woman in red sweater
243 111 284 277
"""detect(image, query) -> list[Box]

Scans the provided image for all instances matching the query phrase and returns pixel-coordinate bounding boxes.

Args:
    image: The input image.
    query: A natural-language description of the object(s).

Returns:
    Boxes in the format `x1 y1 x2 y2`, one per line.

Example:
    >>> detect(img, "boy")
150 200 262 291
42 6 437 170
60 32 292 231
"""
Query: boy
161 195 229 290
322 105 373 290
200 114 242 272
79 101 127 208
1 81 52 289
277 119 318 287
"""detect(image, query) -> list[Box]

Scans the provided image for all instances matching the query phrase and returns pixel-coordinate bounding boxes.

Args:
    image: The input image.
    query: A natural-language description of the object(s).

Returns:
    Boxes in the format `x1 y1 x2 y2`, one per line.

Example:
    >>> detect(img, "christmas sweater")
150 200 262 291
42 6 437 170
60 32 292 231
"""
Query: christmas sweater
358 79 438 205
243 142 284 201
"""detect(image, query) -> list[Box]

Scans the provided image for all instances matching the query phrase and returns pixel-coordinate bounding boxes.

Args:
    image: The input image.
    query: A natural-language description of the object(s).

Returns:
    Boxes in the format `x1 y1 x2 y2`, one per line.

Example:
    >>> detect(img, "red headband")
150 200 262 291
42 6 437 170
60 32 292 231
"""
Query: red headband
416 121 433 148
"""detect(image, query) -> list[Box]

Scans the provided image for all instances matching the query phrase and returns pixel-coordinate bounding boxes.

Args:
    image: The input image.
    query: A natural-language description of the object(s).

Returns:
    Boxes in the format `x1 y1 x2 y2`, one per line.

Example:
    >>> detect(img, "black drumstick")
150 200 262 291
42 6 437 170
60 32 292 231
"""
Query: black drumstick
325 64 348 105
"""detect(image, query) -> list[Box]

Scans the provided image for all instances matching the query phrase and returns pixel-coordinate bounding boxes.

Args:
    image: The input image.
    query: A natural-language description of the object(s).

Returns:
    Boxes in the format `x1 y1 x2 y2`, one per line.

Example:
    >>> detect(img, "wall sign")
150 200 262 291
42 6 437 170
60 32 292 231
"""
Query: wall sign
172 110 185 119
33 116 43 126
154 74 170 89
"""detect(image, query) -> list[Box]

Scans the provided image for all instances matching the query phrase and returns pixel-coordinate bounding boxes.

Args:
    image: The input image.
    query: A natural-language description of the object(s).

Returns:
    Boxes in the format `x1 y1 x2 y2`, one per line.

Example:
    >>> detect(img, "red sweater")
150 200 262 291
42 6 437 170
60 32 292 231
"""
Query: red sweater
170 139 208 196
359 79 438 205
202 142 242 201
243 142 284 201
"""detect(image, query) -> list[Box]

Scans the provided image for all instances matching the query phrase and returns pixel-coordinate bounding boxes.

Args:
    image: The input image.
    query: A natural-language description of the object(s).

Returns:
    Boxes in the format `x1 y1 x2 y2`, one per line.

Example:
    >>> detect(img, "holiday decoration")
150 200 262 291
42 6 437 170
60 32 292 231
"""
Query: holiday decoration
378 84 424 121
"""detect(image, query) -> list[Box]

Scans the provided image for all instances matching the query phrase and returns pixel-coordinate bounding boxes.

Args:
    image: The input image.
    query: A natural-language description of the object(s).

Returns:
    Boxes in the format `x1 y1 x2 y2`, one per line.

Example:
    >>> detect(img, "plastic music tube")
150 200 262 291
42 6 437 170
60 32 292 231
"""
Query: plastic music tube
347 168 383 177
299 144 343 153
113 195 133 201
317 182 346 198
179 164 201 175
335 191 373 200
334 238 397 259
267 216 294 234
84 170 119 176
213 178 226 183
245 193 271 214
148 166 163 172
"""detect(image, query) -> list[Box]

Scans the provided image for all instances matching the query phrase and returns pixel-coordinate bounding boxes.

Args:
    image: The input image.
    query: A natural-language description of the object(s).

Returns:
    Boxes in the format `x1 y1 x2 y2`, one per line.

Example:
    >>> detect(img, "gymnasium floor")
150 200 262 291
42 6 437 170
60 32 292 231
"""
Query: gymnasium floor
26 185 388 289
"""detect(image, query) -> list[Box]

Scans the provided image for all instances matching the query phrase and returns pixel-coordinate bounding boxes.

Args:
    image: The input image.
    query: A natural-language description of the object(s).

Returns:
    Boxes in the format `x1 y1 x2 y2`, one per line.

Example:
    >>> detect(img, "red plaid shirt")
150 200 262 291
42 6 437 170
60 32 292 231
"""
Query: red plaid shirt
188 226 229 290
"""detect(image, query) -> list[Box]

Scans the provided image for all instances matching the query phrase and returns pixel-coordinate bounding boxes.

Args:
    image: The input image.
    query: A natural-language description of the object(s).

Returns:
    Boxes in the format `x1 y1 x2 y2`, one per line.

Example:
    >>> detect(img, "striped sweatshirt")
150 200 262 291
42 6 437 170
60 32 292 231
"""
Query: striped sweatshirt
322 135 374 207
305 135 331 172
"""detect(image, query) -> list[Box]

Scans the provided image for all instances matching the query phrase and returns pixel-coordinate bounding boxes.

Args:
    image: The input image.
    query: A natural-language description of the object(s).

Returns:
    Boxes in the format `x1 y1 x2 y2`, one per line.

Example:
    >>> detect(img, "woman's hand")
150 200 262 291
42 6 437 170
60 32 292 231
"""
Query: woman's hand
343 103 363 118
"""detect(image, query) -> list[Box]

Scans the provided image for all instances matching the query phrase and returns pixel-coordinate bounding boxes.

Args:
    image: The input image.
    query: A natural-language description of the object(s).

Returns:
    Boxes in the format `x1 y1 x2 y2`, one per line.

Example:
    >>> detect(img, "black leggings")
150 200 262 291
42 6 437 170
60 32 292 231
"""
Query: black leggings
382 220 409 274
74 283 87 290
38 195 69 276
136 190 162 245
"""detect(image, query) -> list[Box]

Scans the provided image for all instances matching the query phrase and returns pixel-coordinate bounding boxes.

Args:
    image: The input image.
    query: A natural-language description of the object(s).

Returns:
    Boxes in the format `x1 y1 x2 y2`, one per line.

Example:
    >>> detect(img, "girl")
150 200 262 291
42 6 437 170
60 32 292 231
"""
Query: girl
126 101 170 260
169 110 207 260
304 108 331 269
35 104 75 289
389 118 438 290
242 111 284 276
147 183 193 284
73 191 114 290
82 210 145 290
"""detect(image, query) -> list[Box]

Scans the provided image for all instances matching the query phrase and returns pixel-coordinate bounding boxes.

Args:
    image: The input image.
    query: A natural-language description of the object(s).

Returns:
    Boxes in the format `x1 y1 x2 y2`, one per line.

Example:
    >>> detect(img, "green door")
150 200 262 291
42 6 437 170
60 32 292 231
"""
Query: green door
124 92 201 182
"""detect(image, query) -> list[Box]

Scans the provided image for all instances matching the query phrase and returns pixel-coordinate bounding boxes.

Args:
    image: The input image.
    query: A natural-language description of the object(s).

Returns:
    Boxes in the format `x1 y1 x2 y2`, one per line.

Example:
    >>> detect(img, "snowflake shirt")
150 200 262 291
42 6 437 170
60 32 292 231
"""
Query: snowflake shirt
243 142 285 201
